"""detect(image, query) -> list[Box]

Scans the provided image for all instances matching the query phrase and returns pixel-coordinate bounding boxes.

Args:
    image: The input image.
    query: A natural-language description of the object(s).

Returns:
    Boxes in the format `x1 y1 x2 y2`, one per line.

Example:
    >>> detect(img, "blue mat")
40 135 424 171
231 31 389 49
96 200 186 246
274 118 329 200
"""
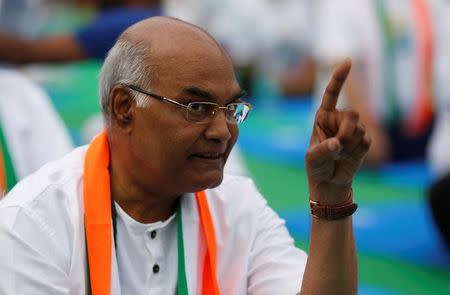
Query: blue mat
359 285 403 295
282 200 450 267
239 100 313 165
239 100 434 187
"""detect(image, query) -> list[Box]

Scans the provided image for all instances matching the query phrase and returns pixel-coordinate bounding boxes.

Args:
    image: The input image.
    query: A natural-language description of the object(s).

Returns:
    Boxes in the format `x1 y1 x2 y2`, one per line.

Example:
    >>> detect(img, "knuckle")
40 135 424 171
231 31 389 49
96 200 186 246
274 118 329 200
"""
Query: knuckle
355 123 365 136
359 122 366 131
338 133 353 145
347 110 360 121
362 135 372 149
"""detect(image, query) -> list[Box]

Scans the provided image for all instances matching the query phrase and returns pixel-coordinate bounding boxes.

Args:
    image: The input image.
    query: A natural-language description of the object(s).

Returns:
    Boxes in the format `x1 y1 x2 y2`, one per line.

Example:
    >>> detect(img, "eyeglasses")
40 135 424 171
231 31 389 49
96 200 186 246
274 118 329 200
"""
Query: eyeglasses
125 84 253 125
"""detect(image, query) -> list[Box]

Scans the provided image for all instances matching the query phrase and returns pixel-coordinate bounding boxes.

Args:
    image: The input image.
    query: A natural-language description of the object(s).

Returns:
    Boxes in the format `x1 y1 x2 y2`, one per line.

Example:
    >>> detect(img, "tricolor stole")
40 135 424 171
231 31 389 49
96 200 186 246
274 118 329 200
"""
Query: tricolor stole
83 131 220 294
375 0 434 136
0 121 17 195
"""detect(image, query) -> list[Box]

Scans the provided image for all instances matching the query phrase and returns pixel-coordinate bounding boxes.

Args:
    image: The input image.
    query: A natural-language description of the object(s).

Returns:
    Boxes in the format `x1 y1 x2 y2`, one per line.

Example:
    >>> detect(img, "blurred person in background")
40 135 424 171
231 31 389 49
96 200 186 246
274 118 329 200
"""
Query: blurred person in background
278 50 317 98
165 0 316 98
0 0 163 63
427 0 450 251
0 0 162 194
0 0 73 196
314 0 435 167
0 68 73 196
261 0 317 98
0 0 46 37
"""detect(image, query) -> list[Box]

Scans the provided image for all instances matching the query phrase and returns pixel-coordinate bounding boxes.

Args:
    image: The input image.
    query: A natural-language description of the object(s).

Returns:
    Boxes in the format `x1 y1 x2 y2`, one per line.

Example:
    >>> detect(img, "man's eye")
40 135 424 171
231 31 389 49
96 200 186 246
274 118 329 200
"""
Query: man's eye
227 104 237 111
189 103 207 112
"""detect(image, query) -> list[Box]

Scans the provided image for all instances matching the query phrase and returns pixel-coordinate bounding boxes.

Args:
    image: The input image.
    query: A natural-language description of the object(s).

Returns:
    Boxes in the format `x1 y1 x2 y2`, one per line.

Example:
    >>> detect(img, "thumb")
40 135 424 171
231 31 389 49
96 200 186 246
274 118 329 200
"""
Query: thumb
306 137 342 167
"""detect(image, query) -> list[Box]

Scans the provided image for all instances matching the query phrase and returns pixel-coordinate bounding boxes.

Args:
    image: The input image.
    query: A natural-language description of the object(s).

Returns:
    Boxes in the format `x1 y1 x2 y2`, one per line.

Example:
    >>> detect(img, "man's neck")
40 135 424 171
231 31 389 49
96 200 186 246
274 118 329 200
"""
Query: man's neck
113 192 179 224
109 164 179 224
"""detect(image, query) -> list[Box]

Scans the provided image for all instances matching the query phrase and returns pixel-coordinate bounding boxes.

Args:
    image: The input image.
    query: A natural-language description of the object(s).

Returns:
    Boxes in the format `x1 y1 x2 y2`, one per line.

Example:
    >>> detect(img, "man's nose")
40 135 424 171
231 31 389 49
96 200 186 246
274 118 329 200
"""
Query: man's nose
204 109 232 142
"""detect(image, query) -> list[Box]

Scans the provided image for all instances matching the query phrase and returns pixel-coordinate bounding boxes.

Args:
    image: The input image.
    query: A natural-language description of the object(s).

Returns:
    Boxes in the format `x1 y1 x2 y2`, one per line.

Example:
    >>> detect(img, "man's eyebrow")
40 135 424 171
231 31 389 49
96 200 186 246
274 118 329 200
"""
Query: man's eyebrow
231 89 248 101
181 86 248 102
181 87 217 101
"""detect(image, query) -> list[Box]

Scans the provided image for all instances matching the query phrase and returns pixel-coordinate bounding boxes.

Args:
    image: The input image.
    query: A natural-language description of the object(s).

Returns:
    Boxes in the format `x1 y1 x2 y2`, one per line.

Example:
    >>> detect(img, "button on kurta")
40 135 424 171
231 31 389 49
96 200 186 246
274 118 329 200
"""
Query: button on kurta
150 230 157 239
153 264 160 274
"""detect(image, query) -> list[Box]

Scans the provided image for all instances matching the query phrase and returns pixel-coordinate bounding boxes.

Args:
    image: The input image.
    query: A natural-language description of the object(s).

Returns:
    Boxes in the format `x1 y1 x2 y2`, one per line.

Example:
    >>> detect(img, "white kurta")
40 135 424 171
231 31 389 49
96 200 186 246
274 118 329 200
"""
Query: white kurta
313 0 422 122
0 146 307 294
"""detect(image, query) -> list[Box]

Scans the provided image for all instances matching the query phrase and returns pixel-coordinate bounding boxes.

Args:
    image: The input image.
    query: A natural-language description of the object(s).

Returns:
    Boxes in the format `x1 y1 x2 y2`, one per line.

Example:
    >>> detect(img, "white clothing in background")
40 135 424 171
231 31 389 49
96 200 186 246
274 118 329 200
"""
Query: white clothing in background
0 146 307 294
0 68 73 180
165 0 314 73
427 0 450 177
313 0 421 122
0 0 45 37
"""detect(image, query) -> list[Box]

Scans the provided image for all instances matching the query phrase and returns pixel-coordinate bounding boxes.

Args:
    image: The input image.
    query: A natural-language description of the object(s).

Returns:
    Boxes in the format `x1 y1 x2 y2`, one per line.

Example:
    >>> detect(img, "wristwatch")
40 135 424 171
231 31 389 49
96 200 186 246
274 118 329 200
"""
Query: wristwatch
309 190 357 220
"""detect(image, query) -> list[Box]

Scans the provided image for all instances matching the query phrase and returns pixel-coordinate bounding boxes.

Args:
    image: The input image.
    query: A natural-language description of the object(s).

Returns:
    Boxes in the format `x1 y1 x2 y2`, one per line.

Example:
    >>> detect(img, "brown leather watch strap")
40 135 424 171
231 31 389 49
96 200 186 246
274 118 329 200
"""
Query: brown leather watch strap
310 201 358 220
309 189 357 220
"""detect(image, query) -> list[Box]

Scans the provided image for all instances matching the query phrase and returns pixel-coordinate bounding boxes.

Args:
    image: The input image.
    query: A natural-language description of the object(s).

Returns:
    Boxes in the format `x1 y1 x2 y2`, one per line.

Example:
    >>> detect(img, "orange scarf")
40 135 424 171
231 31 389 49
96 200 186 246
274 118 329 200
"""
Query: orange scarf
83 131 220 294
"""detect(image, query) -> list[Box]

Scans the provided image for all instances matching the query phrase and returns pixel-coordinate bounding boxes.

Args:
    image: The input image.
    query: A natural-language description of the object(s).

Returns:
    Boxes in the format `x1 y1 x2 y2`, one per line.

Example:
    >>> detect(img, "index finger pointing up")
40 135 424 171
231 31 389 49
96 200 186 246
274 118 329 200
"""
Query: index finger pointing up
320 58 352 111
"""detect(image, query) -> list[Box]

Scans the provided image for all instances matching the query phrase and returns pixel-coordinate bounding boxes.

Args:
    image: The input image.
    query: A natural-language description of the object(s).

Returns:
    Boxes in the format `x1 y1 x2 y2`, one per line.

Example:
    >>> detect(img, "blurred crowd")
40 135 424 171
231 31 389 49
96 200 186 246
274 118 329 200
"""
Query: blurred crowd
0 0 449 248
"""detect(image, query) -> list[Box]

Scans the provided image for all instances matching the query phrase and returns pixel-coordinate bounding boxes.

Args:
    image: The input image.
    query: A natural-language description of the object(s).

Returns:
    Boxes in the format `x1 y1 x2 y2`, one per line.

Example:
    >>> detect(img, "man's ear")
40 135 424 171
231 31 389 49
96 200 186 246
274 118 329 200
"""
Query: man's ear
110 85 134 130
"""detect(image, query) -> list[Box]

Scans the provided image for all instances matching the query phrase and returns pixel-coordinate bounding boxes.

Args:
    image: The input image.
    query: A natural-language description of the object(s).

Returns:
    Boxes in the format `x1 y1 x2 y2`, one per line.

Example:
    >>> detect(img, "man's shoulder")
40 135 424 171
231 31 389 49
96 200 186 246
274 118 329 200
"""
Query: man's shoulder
0 146 88 276
0 145 87 211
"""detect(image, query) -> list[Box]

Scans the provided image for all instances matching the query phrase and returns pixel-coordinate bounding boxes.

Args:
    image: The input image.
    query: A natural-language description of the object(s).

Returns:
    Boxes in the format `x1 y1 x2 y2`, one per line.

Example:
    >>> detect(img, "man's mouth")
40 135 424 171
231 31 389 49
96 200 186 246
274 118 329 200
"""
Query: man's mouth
191 152 224 160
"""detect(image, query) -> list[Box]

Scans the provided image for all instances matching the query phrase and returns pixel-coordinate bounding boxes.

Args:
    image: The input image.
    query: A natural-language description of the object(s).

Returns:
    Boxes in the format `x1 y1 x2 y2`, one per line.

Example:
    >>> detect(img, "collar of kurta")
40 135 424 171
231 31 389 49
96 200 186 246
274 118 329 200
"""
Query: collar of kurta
83 130 220 295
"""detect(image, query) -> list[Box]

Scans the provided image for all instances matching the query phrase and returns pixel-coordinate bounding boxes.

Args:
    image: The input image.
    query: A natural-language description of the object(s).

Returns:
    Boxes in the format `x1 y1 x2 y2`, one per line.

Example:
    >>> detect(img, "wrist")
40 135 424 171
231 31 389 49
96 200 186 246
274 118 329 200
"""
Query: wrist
309 185 353 206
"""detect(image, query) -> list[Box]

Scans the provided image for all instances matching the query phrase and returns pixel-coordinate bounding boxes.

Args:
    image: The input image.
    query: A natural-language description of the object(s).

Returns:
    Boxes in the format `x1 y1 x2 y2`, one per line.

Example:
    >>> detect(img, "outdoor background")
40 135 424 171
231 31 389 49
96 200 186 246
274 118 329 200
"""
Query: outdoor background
34 60 450 295
15 3 450 295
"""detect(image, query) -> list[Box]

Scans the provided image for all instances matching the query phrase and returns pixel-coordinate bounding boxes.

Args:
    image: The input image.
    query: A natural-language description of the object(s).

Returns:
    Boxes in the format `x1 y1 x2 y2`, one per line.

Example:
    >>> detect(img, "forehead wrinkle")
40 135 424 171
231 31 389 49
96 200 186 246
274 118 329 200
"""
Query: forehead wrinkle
120 33 230 92
149 49 236 92
179 86 245 105
181 86 217 101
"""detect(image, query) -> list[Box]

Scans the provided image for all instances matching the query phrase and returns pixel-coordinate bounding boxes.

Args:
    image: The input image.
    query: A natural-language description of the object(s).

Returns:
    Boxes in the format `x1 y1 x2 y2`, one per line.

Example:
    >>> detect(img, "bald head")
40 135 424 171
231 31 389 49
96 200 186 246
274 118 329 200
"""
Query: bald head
120 17 230 85
99 16 234 119
120 16 222 52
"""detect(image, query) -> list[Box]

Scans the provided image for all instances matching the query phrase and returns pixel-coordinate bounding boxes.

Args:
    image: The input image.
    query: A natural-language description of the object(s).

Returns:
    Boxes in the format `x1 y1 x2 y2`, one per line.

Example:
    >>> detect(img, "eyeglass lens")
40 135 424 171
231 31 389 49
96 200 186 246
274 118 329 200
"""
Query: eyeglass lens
187 102 250 124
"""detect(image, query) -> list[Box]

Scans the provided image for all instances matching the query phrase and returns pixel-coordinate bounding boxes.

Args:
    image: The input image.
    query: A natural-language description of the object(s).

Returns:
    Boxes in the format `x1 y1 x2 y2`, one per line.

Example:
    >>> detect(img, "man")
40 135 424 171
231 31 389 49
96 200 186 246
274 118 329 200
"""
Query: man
0 68 73 196
0 2 73 195
0 0 246 176
0 17 370 294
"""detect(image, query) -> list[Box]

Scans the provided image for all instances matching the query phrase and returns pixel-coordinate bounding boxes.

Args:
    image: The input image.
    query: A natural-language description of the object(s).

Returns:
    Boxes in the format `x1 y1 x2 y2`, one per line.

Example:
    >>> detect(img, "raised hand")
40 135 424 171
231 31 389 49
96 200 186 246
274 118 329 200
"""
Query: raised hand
305 59 371 204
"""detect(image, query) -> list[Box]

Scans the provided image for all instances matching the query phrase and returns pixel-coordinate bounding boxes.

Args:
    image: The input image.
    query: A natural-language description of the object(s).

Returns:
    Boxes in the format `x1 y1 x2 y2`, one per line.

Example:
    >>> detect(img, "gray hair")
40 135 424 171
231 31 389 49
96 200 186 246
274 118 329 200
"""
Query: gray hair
99 38 152 118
